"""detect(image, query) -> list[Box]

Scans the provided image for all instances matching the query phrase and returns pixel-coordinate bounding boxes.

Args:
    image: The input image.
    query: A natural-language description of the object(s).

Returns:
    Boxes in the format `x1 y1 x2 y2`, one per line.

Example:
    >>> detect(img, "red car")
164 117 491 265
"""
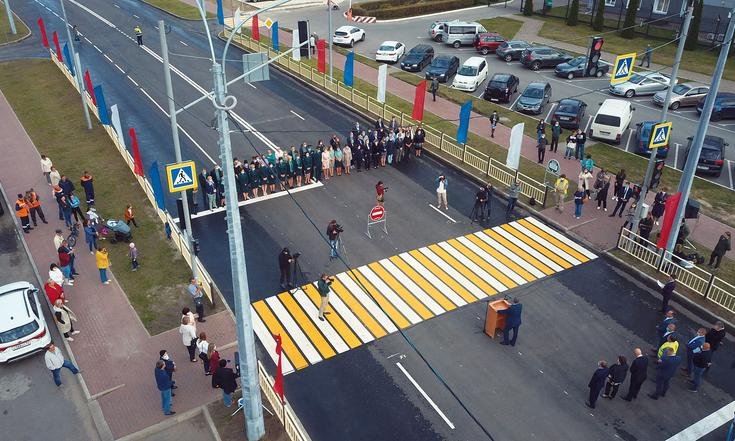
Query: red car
474 33 505 55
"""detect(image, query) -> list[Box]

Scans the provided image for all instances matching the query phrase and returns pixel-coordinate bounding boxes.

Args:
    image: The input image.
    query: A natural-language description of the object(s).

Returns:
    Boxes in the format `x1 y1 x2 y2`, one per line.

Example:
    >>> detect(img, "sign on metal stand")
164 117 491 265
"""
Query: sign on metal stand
611 53 636 84
366 205 387 239
165 160 198 193
544 159 560 186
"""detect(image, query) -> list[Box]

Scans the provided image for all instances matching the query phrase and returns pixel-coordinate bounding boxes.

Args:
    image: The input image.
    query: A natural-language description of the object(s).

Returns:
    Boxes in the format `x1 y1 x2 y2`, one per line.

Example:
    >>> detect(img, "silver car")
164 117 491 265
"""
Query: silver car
609 72 674 98
652 83 709 110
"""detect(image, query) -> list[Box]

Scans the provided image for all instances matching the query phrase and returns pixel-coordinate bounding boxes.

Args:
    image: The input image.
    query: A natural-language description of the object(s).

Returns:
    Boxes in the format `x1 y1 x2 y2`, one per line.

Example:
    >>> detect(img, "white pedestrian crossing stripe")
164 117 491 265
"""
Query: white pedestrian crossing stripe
251 217 597 374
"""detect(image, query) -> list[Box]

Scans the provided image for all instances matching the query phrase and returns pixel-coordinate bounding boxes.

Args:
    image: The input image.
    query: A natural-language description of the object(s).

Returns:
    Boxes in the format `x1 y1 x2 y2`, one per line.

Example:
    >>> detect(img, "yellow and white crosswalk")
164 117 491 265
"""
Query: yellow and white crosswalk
251 217 597 374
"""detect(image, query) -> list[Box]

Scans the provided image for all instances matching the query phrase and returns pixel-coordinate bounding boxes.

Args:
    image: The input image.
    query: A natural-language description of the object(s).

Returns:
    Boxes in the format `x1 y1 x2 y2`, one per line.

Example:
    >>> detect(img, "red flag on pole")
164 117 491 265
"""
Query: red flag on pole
656 192 681 249
252 15 260 41
38 18 49 48
128 128 144 177
273 334 284 403
317 39 326 73
84 70 96 105
52 31 62 62
412 80 427 122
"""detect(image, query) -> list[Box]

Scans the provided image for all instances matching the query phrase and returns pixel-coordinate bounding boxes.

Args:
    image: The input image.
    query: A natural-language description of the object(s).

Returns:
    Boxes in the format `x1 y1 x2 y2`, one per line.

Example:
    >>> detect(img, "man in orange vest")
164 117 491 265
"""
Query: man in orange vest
26 189 48 226
15 194 32 233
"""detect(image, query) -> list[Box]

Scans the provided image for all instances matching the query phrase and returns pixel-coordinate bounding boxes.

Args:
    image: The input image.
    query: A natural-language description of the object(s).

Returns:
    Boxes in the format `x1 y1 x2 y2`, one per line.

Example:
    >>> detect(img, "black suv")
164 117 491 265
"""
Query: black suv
684 135 728 177
425 55 460 82
400 44 435 72
483 73 519 103
520 47 573 70
496 40 532 62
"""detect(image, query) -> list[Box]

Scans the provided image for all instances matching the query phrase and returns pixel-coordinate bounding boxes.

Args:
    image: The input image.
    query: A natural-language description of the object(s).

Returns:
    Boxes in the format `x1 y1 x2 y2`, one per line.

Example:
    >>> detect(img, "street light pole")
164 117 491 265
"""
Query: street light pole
665 9 735 253
328 0 334 81
159 20 199 281
59 0 92 130
3 0 16 35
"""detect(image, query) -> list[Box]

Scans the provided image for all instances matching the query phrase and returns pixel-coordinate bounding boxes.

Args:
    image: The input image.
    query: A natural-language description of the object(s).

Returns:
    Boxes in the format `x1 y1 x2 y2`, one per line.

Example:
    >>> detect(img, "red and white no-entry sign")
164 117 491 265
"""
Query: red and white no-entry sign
369 205 385 222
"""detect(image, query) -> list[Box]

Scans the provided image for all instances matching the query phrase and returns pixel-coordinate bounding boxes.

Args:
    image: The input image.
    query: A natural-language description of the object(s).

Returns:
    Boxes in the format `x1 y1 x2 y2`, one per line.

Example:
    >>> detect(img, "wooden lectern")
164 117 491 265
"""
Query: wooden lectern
484 299 511 339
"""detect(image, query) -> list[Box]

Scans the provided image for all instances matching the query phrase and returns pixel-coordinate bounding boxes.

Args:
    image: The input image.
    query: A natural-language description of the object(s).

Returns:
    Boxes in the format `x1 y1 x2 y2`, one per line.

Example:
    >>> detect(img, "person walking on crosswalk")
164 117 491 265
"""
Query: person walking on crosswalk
317 273 333 321
134 25 143 46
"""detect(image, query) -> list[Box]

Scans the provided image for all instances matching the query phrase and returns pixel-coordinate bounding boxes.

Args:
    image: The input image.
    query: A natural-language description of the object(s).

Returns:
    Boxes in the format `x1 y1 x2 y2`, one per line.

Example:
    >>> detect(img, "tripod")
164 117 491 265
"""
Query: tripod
289 256 308 295
470 200 487 224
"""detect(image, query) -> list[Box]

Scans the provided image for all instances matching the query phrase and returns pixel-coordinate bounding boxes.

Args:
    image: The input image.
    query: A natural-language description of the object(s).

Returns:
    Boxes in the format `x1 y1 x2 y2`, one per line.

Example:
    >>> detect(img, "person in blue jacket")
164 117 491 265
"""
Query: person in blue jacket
498 297 522 346
154 360 175 415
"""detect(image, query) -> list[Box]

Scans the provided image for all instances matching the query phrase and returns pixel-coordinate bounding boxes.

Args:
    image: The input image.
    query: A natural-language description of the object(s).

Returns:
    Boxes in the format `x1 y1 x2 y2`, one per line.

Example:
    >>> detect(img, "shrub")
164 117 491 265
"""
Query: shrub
685 0 703 51
620 0 639 38
523 0 533 16
567 0 579 26
592 0 605 31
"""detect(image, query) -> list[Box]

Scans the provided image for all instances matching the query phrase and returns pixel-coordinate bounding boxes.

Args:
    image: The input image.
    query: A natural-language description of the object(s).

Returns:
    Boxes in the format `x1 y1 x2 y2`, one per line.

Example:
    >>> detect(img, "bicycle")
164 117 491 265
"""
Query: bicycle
67 222 80 247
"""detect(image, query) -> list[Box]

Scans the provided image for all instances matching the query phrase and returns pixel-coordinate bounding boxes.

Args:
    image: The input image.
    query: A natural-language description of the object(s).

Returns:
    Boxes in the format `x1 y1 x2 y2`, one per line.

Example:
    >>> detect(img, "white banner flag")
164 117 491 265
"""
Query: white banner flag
110 104 126 149
377 64 387 103
292 31 301 61
233 8 242 32
506 122 524 171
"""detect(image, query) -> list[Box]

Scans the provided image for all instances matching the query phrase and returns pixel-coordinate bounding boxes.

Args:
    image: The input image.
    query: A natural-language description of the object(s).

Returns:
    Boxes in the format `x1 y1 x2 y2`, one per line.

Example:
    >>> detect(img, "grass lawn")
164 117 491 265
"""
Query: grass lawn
0 3 30 45
141 0 215 20
207 390 287 441
0 59 220 334
478 17 524 41
585 143 735 228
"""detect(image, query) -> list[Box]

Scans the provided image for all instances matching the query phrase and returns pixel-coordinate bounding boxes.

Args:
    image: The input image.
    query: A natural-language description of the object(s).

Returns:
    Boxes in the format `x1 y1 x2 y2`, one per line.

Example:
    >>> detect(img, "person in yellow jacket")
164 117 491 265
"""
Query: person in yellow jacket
657 333 679 359
554 174 569 213
134 25 143 46
95 247 111 285
15 194 32 233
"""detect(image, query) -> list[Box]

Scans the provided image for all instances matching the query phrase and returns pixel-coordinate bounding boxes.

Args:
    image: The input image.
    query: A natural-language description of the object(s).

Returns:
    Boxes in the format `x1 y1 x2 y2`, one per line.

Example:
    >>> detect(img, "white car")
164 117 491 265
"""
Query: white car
332 26 365 47
376 41 405 63
589 99 635 144
452 56 489 92
0 281 52 363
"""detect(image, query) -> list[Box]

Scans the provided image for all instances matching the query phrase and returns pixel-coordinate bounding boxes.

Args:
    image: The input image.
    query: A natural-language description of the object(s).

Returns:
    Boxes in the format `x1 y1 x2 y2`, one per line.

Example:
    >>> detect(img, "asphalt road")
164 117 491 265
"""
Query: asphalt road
268 4 735 190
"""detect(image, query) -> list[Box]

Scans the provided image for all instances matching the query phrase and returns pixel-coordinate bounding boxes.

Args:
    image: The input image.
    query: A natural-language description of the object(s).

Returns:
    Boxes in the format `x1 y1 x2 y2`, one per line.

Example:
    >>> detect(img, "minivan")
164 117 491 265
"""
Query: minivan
452 57 489 92
589 99 634 144
442 21 487 48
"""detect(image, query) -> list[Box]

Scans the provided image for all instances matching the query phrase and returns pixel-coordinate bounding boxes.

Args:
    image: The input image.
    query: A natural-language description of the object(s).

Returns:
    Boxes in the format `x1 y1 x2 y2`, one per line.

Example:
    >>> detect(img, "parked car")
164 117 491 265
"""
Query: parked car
516 82 551 115
554 56 610 79
520 47 573 70
425 55 460 82
428 21 447 42
496 40 532 62
332 25 365 47
474 32 505 55
442 21 487 48
684 135 728 177
652 83 709 110
608 72 673 98
483 73 519 103
589 99 634 144
634 121 669 158
375 41 406 63
451 57 489 92
0 281 52 363
400 44 434 72
552 98 587 130
697 92 735 121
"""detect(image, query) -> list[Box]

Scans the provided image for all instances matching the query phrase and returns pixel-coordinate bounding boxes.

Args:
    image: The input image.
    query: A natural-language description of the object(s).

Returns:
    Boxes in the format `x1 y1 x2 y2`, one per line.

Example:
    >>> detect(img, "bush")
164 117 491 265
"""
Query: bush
592 0 604 31
685 0 703 51
566 0 579 26
352 0 490 19
620 0 639 38
523 0 533 16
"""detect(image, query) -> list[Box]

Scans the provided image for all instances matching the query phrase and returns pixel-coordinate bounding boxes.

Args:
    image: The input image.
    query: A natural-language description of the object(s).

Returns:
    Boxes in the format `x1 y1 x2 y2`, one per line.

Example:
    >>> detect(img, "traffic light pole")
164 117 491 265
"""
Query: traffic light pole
630 4 692 234
665 9 735 253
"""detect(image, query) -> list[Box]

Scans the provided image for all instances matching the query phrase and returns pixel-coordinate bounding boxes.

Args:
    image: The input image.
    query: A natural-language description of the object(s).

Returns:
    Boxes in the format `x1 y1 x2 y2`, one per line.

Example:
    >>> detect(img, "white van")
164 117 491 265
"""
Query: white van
442 21 487 48
452 57 489 92
589 99 635 144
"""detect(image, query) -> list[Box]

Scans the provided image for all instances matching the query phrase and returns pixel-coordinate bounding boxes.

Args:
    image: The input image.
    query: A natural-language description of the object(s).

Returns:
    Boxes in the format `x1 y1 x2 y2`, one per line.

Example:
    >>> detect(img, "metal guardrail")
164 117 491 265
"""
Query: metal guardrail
617 229 734 313
224 30 549 205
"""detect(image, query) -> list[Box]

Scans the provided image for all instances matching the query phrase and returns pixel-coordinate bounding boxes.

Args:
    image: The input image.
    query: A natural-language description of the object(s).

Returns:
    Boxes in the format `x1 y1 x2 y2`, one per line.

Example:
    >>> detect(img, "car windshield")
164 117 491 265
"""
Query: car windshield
379 45 396 51
433 59 449 67
568 57 584 66
498 42 509 49
639 123 653 139
628 73 645 84
523 87 544 98
458 66 478 76
489 80 507 88
672 84 691 95
335 31 347 36
557 102 578 113
595 114 621 126
0 320 39 344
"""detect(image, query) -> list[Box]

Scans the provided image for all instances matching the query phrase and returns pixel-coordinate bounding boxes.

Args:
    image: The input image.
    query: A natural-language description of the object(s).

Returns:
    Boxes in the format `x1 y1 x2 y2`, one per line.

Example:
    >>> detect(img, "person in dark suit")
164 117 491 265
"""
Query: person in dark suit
498 298 522 346
622 348 648 401
609 181 632 217
656 310 677 341
212 359 240 408
602 355 628 399
649 347 681 400
660 274 677 312
586 360 609 409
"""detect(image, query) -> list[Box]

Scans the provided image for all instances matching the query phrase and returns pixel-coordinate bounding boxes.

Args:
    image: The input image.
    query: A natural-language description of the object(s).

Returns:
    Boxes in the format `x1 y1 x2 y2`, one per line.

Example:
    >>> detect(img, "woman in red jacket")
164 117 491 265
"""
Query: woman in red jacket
44 279 65 305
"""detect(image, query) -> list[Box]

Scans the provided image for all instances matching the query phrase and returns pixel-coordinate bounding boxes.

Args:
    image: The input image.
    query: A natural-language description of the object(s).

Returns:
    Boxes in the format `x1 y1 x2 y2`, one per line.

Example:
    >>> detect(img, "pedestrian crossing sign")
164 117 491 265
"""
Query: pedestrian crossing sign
649 122 672 149
166 160 198 193
611 53 636 84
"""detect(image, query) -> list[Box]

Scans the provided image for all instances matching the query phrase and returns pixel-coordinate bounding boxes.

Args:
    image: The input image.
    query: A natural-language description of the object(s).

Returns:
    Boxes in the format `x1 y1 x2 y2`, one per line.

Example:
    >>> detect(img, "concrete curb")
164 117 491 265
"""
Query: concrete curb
0 14 33 47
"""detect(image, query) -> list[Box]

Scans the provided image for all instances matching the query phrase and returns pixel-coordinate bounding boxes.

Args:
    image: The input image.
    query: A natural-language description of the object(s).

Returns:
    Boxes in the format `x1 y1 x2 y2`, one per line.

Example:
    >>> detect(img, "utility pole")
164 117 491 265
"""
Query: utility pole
3 0 16 35
159 20 199 281
328 0 333 81
665 9 735 253
59 0 92 130
630 4 692 233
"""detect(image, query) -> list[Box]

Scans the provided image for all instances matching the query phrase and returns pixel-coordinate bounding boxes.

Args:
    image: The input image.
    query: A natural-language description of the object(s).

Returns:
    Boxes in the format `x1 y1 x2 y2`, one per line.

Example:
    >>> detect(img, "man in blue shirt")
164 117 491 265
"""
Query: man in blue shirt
155 360 175 415
683 327 706 375
499 298 522 346
648 347 681 400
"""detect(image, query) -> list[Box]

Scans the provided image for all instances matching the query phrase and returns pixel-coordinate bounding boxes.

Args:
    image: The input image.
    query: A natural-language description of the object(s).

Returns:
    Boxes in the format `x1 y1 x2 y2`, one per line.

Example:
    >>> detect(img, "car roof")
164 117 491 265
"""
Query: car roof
477 32 502 37
0 283 34 330
678 82 704 88
633 71 670 80
409 44 433 52
526 82 549 89
491 73 512 80
433 55 457 62
380 41 401 46
462 57 486 66
335 25 359 32
599 99 631 111
713 92 735 100
703 135 726 146
506 40 529 44
558 98 583 105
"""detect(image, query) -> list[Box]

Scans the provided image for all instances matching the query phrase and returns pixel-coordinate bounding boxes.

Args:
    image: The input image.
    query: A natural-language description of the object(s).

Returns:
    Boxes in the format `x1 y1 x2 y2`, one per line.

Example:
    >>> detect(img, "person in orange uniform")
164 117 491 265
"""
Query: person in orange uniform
26 189 48 226
124 204 137 227
15 194 32 233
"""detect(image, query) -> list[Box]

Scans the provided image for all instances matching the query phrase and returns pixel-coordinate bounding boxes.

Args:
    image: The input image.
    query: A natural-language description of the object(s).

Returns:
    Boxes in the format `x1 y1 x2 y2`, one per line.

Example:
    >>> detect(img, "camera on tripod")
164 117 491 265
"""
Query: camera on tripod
335 224 344 233
293 251 302 259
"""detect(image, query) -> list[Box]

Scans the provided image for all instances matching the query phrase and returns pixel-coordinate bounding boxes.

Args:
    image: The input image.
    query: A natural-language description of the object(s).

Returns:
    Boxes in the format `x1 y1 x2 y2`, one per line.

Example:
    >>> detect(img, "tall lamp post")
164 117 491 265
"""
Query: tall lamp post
3 0 16 35
59 0 93 130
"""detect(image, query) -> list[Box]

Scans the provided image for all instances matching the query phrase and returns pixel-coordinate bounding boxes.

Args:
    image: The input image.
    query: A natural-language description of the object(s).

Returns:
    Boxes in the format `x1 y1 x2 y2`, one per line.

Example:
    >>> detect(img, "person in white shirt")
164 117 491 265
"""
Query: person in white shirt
40 155 53 184
178 316 198 362
53 229 65 251
435 175 448 210
44 343 80 386
196 333 211 375
49 264 65 287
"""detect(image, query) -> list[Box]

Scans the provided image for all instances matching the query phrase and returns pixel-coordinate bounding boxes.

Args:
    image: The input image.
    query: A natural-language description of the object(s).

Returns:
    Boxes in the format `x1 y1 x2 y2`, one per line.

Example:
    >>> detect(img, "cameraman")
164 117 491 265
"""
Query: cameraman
435 175 448 210
317 273 333 321
327 219 342 260
278 247 293 289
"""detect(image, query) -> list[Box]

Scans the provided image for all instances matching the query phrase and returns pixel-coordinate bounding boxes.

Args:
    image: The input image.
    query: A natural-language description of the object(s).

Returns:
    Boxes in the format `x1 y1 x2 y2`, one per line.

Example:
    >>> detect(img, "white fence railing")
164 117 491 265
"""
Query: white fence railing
617 228 735 314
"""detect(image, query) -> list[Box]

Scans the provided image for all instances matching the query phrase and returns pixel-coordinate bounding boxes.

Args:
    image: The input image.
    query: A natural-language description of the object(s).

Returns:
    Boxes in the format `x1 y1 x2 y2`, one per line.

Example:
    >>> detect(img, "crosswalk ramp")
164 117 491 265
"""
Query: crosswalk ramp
251 217 597 374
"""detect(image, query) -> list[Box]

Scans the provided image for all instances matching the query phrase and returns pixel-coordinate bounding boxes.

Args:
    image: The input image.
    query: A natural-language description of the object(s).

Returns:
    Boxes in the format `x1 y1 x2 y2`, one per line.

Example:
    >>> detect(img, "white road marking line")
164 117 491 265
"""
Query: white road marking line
419 247 486 300
93 44 102 53
665 401 735 441
309 282 374 344
379 259 445 316
544 102 557 123
251 310 295 374
336 273 399 334
674 143 680 169
396 362 455 430
525 217 597 259
103 54 114 63
265 296 322 365
114 4 120 8
127 75 139 87
247 82 257 89
624 129 635 152
428 203 457 223
491 226 564 272
471 232 546 279
438 242 506 292
179 41 188 47
114 64 125 73
399 252 467 308
67 0 116 28
510 94 521 111
456 236 527 285
292 289 350 354
290 110 305 120
584 115 593 133
358 266 422 324
154 26 159 30
727 159 734 189
510 222 581 265
132 14 139 18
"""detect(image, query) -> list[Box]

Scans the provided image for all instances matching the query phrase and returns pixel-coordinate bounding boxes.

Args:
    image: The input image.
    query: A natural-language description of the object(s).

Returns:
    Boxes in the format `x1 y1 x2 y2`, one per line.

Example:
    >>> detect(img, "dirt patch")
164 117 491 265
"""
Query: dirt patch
207 390 288 441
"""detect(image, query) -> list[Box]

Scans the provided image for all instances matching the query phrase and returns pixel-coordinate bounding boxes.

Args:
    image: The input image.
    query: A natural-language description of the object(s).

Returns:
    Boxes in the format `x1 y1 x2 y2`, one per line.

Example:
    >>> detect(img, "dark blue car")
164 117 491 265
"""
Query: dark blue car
634 121 669 158
697 92 735 121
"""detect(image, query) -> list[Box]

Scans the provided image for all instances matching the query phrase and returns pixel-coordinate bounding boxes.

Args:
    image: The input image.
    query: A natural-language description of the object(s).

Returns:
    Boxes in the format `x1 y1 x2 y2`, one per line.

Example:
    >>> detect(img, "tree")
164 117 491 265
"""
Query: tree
685 0 703 51
620 0 639 38
567 0 580 25
592 0 605 31
523 0 534 16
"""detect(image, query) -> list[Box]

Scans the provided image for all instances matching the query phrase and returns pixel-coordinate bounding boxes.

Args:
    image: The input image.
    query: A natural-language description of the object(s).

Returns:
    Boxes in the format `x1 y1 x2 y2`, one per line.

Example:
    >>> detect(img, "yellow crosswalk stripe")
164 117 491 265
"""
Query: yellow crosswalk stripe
368 262 435 320
348 270 411 329
427 244 497 296
517 218 589 263
482 230 555 275
464 234 536 282
407 249 478 304
329 278 388 339
388 255 458 311
302 284 362 349
446 239 517 289
277 292 337 359
252 300 309 370
499 224 573 269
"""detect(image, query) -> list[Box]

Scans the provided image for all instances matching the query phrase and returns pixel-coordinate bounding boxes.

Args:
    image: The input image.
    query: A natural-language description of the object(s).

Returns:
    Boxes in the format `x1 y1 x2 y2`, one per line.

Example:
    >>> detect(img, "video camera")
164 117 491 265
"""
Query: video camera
334 224 344 233
293 251 302 259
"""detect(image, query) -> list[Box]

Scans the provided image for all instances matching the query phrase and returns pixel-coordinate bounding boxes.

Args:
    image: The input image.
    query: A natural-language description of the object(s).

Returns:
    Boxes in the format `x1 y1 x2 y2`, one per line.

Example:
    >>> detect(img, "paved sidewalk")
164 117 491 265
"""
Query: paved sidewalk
0 90 238 439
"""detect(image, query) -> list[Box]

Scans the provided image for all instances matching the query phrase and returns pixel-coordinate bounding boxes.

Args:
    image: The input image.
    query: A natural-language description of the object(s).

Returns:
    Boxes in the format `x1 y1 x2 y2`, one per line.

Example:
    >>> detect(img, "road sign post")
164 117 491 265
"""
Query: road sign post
610 52 636 84
366 205 387 239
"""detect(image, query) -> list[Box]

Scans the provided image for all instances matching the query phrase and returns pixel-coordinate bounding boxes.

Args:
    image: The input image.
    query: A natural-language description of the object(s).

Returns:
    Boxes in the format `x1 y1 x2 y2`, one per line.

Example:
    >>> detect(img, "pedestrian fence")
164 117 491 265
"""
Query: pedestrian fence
258 360 311 441
223 30 549 206
617 228 735 313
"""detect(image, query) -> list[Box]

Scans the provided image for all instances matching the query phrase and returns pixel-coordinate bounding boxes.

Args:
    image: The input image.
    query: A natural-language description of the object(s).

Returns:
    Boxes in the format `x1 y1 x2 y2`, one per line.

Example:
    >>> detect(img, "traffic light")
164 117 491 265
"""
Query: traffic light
586 37 604 77
193 239 201 256
649 160 666 189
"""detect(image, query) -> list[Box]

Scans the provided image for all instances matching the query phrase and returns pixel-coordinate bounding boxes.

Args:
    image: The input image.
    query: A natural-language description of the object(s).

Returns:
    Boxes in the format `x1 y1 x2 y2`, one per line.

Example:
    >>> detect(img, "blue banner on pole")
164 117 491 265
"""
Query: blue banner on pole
344 52 354 87
149 161 166 210
216 0 224 25
62 43 74 76
272 22 279 51
93 85 110 125
456 101 472 144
